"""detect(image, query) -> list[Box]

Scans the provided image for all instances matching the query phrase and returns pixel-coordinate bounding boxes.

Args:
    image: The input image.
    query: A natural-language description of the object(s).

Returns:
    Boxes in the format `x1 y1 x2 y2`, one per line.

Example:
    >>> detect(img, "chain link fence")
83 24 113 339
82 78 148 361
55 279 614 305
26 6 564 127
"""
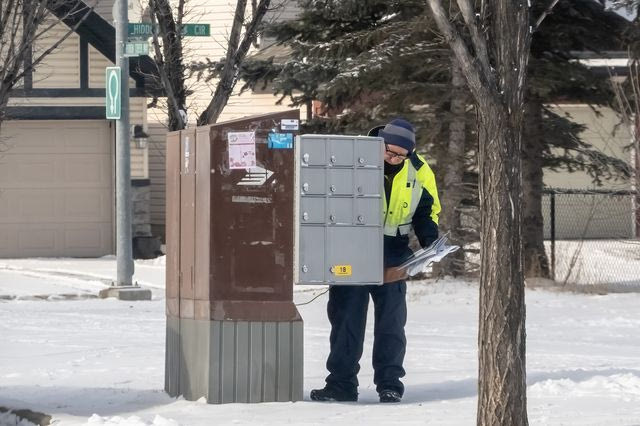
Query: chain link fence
542 189 640 288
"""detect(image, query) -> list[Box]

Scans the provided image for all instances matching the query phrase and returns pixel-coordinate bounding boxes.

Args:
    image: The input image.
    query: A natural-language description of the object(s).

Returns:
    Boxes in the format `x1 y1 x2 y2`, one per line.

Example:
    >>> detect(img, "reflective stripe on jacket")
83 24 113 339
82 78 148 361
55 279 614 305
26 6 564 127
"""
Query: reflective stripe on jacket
382 153 441 237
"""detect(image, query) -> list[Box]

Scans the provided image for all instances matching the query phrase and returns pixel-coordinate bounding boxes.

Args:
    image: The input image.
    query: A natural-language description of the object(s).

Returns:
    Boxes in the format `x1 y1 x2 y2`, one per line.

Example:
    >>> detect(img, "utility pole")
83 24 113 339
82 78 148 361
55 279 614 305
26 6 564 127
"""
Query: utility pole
100 0 151 300
115 0 133 287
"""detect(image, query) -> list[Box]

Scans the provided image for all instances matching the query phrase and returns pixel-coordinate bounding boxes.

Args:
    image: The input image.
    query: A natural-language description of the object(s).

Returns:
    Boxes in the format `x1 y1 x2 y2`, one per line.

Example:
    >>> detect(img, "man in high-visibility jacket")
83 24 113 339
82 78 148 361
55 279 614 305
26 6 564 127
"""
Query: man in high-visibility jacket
311 118 441 403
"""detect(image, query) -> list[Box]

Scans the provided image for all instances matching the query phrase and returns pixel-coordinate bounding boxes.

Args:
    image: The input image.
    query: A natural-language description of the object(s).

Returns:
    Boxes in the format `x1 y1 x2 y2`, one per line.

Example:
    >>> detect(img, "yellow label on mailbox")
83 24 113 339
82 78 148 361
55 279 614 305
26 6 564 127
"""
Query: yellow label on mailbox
333 265 352 276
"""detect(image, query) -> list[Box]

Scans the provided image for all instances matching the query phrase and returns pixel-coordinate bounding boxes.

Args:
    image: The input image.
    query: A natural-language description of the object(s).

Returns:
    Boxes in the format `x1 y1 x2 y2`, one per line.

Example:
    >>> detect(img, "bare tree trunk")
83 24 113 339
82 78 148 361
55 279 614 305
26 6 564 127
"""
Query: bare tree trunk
522 100 550 278
149 0 187 131
635 115 640 238
477 103 528 426
438 56 466 276
306 99 313 121
0 88 9 131
426 0 530 423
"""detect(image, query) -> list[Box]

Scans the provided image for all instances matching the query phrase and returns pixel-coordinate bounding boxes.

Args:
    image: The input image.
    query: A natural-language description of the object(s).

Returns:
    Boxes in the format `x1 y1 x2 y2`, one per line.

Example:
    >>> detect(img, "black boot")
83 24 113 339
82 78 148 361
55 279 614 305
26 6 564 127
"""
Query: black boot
379 389 402 403
310 386 358 402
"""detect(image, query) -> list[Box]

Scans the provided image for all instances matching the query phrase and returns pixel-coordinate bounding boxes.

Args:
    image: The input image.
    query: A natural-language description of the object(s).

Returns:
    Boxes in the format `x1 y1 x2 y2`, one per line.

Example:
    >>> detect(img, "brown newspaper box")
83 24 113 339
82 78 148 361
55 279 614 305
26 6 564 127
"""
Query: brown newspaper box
165 111 303 403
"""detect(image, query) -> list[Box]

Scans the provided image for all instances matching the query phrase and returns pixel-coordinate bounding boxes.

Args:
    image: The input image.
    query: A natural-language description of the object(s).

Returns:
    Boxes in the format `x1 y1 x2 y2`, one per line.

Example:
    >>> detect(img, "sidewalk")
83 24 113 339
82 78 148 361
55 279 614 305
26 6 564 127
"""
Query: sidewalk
0 256 166 300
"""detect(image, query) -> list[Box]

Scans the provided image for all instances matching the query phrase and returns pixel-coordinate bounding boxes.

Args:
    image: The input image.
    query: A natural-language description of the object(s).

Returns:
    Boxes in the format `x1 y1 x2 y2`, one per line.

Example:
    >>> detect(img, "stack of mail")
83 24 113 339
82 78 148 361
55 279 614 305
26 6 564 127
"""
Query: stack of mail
398 233 460 277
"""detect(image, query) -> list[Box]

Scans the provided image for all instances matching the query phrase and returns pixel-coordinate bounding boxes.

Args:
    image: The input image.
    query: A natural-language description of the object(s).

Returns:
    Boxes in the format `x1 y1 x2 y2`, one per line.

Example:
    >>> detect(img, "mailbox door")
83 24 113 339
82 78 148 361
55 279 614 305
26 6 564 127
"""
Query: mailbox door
298 226 325 283
329 137 354 166
297 135 383 286
300 197 325 224
328 169 353 196
326 226 382 284
208 111 300 304
179 129 196 316
300 136 326 166
300 168 326 196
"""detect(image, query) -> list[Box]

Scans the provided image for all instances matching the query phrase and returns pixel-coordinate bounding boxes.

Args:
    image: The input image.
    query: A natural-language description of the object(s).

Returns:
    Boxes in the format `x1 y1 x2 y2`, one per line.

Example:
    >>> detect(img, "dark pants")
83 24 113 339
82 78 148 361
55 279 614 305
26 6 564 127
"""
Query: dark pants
325 280 407 396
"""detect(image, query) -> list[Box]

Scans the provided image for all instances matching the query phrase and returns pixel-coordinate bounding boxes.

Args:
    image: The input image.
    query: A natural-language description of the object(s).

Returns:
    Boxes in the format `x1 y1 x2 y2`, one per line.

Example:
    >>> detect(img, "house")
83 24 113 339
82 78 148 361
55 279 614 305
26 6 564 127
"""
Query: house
543 103 636 239
0 0 303 257
542 53 637 239
0 0 159 257
1 0 633 259
145 0 304 239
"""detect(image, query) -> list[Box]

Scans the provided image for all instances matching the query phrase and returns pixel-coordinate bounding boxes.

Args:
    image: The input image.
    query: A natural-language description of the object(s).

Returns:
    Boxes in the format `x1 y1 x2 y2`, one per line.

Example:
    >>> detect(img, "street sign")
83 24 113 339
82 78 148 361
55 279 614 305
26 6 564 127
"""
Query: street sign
128 22 210 38
125 41 149 57
182 24 210 37
128 23 153 38
105 67 121 120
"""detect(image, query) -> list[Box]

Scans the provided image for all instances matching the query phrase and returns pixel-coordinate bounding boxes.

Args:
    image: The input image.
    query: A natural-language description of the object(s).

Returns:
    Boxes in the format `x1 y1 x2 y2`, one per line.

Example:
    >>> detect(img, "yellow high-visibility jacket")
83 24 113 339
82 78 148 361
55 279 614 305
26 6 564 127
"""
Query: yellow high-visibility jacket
383 153 441 266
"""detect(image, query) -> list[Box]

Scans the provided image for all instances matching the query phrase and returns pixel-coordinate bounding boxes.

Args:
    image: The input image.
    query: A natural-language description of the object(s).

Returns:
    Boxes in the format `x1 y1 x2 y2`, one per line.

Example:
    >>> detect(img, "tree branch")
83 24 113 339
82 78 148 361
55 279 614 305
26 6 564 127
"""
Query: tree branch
455 0 492 79
198 0 271 125
13 2 94 83
233 0 270 65
534 0 561 31
149 0 184 129
426 0 494 106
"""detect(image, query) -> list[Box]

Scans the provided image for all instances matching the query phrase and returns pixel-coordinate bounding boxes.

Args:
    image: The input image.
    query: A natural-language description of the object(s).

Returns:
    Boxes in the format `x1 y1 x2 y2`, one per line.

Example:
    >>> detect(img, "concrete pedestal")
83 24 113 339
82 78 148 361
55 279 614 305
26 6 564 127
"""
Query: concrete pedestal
98 285 152 300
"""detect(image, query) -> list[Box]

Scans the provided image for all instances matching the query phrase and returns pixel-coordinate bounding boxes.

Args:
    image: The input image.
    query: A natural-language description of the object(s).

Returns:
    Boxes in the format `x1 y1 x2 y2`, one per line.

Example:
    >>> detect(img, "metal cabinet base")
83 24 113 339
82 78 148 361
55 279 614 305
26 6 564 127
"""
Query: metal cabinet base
165 316 304 403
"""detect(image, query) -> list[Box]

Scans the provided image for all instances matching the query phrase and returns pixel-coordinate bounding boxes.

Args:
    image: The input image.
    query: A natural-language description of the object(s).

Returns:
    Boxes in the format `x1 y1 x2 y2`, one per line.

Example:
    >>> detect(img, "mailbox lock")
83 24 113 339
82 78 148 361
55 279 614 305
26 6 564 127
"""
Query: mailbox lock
329 214 336 222
357 186 363 194
358 157 365 164
302 265 309 273
329 266 335 273
330 155 336 164
302 182 310 192
357 215 364 224
302 212 309 221
302 153 310 164
330 185 336 192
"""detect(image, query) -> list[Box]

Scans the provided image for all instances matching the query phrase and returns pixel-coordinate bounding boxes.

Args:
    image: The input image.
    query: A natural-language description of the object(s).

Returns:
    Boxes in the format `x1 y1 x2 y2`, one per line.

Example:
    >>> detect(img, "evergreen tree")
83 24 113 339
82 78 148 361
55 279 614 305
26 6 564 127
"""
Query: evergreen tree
523 0 632 278
242 0 632 277
260 0 476 277
258 0 450 137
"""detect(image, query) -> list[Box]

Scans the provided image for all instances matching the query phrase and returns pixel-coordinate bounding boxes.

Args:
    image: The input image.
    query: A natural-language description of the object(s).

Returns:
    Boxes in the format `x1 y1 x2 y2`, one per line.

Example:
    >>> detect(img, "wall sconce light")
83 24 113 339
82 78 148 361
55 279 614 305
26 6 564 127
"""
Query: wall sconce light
132 124 150 149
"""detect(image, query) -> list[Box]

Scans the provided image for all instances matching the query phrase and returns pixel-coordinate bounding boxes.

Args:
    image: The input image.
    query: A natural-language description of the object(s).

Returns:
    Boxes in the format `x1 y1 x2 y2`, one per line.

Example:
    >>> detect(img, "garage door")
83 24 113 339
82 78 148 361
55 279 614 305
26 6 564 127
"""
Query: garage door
0 120 113 257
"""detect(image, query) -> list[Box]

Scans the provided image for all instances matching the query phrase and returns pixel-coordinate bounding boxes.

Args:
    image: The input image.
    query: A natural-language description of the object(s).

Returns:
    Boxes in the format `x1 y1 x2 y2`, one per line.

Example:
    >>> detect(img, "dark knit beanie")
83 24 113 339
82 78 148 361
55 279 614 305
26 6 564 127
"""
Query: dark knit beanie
378 118 416 153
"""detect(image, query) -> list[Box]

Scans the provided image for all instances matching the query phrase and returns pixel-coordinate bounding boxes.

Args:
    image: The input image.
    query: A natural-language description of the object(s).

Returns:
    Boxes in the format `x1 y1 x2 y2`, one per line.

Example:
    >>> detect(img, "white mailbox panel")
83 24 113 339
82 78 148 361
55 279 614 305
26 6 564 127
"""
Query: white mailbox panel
296 135 384 286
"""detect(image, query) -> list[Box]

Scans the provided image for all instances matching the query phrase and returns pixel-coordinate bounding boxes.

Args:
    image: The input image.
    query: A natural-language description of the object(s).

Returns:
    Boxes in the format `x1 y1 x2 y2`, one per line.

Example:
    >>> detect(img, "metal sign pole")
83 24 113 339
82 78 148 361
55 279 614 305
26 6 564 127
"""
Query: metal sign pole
115 0 133 286
99 0 151 300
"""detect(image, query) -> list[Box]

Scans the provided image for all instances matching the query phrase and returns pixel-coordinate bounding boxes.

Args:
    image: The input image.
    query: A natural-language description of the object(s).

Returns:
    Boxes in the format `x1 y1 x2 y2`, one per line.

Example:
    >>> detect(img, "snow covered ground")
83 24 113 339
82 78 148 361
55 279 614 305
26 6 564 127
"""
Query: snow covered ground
1 257 640 426
548 240 640 287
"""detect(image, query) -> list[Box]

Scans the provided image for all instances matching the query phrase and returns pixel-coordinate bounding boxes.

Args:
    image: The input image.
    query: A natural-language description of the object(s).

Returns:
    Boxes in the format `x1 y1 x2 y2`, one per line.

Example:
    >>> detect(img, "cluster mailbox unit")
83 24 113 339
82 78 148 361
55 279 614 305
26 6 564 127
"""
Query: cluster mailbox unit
165 111 303 403
165 111 384 404
296 134 384 286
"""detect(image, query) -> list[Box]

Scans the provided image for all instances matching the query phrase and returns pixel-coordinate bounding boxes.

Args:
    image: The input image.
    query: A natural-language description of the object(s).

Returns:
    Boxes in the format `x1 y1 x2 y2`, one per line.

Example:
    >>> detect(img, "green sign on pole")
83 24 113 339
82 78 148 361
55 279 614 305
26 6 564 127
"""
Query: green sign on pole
128 22 210 38
105 67 121 120
182 24 210 37
125 41 149 57
128 23 153 38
